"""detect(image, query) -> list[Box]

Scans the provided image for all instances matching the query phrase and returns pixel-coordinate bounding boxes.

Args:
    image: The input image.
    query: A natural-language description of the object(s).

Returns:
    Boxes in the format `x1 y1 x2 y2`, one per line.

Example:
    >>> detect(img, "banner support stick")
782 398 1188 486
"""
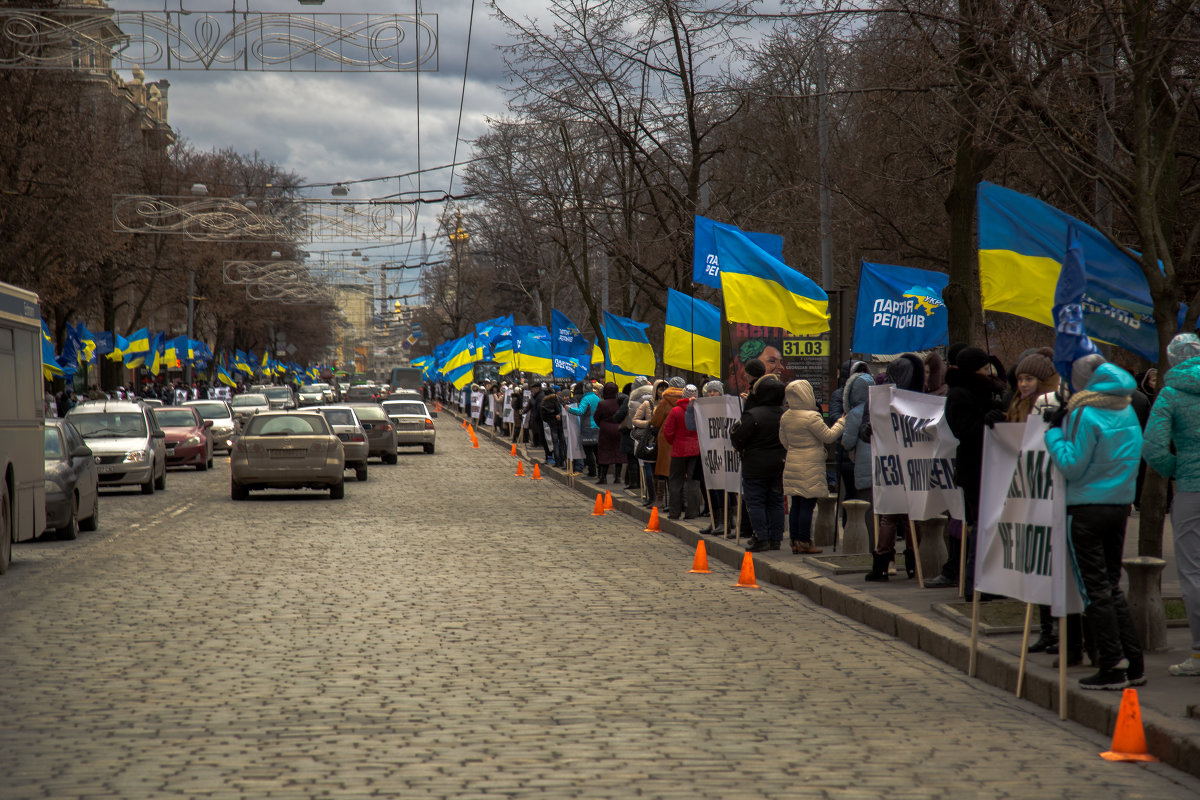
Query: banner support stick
1016 602 1033 698
907 517 926 585
958 525 968 600
1057 616 1067 720
735 493 743 544
723 493 730 538
968 590 981 677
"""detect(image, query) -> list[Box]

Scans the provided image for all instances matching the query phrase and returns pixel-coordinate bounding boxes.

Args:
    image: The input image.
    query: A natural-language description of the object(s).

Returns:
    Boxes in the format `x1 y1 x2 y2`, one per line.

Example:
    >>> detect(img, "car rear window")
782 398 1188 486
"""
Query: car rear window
320 409 356 426
265 387 292 400
383 402 426 416
352 406 386 422
231 394 268 407
153 409 199 428
245 415 330 436
44 428 64 458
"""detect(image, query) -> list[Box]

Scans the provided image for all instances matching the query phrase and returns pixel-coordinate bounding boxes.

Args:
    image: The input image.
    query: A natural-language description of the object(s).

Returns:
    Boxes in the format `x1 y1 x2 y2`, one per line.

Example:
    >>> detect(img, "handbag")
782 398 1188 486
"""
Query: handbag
633 425 658 460
580 424 599 446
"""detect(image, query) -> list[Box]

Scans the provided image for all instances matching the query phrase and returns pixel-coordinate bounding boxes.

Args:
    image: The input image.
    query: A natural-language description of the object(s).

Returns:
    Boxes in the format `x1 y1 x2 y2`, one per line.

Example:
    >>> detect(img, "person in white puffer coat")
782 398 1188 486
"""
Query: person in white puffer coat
779 379 845 554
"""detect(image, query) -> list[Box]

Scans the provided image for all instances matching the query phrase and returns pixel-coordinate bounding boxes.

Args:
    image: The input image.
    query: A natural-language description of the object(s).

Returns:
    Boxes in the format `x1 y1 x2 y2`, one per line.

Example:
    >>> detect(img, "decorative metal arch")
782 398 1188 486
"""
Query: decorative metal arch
0 8 437 72
115 195 417 242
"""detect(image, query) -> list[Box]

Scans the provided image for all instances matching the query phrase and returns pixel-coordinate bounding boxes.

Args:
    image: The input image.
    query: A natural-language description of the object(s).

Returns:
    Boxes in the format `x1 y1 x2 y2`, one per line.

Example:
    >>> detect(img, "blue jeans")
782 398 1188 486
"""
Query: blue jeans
788 496 818 543
743 476 784 543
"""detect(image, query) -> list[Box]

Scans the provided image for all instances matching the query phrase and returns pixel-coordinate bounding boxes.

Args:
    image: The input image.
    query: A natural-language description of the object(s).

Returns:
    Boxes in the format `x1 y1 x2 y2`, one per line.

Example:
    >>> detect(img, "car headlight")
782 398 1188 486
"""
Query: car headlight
185 435 201 446
124 449 148 463
44 479 66 495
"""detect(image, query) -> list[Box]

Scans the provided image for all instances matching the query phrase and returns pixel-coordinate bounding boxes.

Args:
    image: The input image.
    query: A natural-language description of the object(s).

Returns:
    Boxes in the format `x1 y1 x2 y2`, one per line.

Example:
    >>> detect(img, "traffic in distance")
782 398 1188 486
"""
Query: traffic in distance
0 283 437 574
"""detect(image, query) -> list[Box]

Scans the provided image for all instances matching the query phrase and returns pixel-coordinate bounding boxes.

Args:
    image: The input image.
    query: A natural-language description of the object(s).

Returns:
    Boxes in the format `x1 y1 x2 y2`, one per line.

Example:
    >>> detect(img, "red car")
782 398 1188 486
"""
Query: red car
151 406 214 471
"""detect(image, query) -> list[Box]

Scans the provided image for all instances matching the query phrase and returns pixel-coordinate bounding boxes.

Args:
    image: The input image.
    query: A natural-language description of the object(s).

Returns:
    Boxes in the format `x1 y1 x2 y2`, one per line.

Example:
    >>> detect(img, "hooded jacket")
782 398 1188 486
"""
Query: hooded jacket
594 382 624 465
730 375 787 480
651 387 684 475
829 360 869 420
663 396 700 458
1045 363 1142 506
840 373 875 490
780 380 846 498
1142 355 1200 492
567 386 599 430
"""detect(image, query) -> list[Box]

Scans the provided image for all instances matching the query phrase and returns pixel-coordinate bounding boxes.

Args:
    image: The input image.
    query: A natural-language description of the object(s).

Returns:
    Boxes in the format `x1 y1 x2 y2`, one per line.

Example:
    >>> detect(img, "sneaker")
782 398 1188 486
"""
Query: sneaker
1079 669 1128 690
1168 654 1200 677
923 574 956 589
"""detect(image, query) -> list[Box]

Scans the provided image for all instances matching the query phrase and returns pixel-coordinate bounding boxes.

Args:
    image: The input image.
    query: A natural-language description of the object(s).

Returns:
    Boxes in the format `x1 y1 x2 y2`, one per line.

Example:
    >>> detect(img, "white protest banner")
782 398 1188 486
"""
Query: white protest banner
868 384 963 520
503 387 514 424
471 391 484 421
563 410 583 461
486 405 495 427
976 419 1084 613
692 395 742 493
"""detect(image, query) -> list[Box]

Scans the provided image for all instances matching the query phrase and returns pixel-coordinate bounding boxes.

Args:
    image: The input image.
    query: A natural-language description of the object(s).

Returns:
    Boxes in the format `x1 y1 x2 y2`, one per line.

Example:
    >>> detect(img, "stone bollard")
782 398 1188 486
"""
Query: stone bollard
813 496 838 548
914 517 948 582
1123 556 1168 653
842 500 871 555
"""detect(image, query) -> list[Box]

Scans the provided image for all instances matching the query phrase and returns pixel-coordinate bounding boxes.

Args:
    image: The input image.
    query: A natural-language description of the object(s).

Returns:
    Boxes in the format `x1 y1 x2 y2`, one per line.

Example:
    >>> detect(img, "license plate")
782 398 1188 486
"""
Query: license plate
269 449 305 459
97 465 119 473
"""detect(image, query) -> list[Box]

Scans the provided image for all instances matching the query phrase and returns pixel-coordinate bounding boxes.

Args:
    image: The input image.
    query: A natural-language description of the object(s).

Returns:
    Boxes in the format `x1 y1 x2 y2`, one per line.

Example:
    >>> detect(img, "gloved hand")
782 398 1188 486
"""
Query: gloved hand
984 409 1006 428
1045 405 1070 429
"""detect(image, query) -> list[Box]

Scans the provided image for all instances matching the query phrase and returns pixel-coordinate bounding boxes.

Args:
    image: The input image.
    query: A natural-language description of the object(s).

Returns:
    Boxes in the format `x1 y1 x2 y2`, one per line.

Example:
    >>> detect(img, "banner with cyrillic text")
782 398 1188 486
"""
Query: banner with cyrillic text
503 387 514 423
692 395 742 493
471 391 484 421
563 408 584 462
976 419 1085 614
868 384 963 520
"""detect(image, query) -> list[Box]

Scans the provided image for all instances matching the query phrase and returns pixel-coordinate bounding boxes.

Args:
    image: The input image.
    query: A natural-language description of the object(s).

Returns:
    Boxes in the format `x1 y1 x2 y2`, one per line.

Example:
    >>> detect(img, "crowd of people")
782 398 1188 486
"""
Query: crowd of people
431 330 1200 692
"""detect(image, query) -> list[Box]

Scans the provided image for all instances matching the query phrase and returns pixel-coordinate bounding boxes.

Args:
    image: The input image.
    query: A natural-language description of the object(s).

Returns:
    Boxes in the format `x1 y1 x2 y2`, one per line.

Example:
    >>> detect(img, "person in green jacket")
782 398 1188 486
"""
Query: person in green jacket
1045 361 1144 691
1142 333 1200 678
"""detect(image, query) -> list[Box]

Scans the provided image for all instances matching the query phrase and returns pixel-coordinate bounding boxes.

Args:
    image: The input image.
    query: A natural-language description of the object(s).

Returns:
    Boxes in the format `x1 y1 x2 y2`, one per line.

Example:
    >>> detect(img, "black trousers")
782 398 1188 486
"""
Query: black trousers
1069 504 1141 672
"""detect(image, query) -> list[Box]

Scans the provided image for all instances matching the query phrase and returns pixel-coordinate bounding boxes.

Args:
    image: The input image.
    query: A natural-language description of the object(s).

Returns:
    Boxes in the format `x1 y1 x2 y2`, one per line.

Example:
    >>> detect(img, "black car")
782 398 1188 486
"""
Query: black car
44 418 100 539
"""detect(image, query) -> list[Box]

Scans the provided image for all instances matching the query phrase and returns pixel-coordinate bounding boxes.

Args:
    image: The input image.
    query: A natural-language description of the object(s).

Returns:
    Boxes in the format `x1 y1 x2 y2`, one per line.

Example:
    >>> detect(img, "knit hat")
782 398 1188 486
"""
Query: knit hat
955 346 990 374
744 358 766 381
668 376 687 388
1168 333 1200 367
1071 353 1106 392
702 380 724 395
632 375 651 389
1014 351 1056 381
682 384 698 399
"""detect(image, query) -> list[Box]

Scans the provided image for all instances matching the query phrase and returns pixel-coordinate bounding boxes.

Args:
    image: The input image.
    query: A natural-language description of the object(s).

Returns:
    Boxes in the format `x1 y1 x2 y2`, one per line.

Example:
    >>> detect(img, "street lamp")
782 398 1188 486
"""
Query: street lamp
331 183 348 196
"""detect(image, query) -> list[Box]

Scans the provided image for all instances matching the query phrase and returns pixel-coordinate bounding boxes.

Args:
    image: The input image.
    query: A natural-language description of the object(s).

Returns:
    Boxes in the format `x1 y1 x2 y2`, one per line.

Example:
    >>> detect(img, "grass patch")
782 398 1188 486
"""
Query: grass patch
1166 597 1187 621
945 599 1030 628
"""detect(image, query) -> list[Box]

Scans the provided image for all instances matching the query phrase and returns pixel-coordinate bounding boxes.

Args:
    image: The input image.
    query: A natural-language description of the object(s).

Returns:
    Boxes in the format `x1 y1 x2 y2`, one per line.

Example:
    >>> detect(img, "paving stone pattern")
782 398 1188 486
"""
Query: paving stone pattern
1 422 1198 799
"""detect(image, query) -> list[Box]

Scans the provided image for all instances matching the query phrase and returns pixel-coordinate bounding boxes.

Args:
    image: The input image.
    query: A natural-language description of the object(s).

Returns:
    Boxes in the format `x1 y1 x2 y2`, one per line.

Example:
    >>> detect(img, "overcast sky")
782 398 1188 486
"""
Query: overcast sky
115 0 530 285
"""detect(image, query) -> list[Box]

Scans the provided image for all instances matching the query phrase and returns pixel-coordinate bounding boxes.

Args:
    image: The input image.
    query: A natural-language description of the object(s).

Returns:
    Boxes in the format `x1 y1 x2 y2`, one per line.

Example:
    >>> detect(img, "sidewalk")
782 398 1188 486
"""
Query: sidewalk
467 417 1200 780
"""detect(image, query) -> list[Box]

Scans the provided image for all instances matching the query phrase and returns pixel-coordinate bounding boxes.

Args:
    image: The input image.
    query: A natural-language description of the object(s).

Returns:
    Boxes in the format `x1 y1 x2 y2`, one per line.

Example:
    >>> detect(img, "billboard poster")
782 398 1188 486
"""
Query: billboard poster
726 323 831 407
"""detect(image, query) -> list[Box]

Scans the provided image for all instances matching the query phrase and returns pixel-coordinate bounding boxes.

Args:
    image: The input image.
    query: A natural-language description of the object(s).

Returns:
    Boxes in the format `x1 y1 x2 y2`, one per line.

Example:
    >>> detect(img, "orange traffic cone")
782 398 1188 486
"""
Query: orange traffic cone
591 494 606 516
467 424 475 437
644 507 660 532
733 551 759 588
515 461 525 477
531 463 542 480
510 443 517 457
472 436 480 448
1100 689 1159 762
688 541 711 574
461 419 467 428
603 490 613 510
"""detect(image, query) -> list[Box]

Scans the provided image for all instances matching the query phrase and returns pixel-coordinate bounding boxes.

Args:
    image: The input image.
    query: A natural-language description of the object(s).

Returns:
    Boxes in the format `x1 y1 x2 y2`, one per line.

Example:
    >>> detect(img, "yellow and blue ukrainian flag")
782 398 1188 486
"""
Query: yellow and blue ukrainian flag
977 181 1159 362
41 321 64 379
442 334 479 373
234 350 254 376
446 363 474 390
122 328 151 368
149 333 167 376
513 326 553 376
217 365 237 387
715 226 829 335
603 311 655 381
663 289 720 376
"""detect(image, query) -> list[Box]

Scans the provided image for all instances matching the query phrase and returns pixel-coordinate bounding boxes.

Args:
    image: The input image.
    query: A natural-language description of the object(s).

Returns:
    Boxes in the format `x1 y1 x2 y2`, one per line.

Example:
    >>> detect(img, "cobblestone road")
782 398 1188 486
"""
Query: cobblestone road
2 420 1198 799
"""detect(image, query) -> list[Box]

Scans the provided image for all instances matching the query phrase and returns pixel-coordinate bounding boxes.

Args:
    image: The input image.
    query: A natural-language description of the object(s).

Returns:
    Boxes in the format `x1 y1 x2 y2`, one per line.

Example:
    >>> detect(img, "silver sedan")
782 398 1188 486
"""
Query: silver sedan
229 412 345 500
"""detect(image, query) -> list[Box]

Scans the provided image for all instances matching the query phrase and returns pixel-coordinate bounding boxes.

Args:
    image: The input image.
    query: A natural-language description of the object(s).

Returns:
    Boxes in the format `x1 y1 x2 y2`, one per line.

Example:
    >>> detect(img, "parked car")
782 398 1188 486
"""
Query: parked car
315 405 370 481
183 399 237 452
348 403 397 463
152 406 214 470
230 393 269 428
67 400 166 494
344 385 380 404
43 418 100 539
229 411 345 500
385 390 423 403
297 384 326 407
381 399 436 454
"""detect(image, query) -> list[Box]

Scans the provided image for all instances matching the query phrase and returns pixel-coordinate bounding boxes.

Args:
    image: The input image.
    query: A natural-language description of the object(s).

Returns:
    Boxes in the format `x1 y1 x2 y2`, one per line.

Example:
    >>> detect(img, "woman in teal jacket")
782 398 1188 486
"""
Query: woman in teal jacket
1044 361 1144 691
1142 333 1200 677
567 381 601 476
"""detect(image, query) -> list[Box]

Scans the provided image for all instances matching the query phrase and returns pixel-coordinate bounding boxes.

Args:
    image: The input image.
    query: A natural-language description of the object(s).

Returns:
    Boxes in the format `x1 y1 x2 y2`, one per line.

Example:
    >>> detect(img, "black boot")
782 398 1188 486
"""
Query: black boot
903 548 916 579
594 465 608 484
864 552 891 582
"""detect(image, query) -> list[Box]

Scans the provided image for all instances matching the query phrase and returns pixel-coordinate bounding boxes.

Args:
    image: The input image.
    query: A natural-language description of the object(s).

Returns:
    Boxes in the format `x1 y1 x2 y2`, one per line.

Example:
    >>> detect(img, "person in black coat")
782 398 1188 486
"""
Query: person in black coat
731 374 787 552
944 346 1007 596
